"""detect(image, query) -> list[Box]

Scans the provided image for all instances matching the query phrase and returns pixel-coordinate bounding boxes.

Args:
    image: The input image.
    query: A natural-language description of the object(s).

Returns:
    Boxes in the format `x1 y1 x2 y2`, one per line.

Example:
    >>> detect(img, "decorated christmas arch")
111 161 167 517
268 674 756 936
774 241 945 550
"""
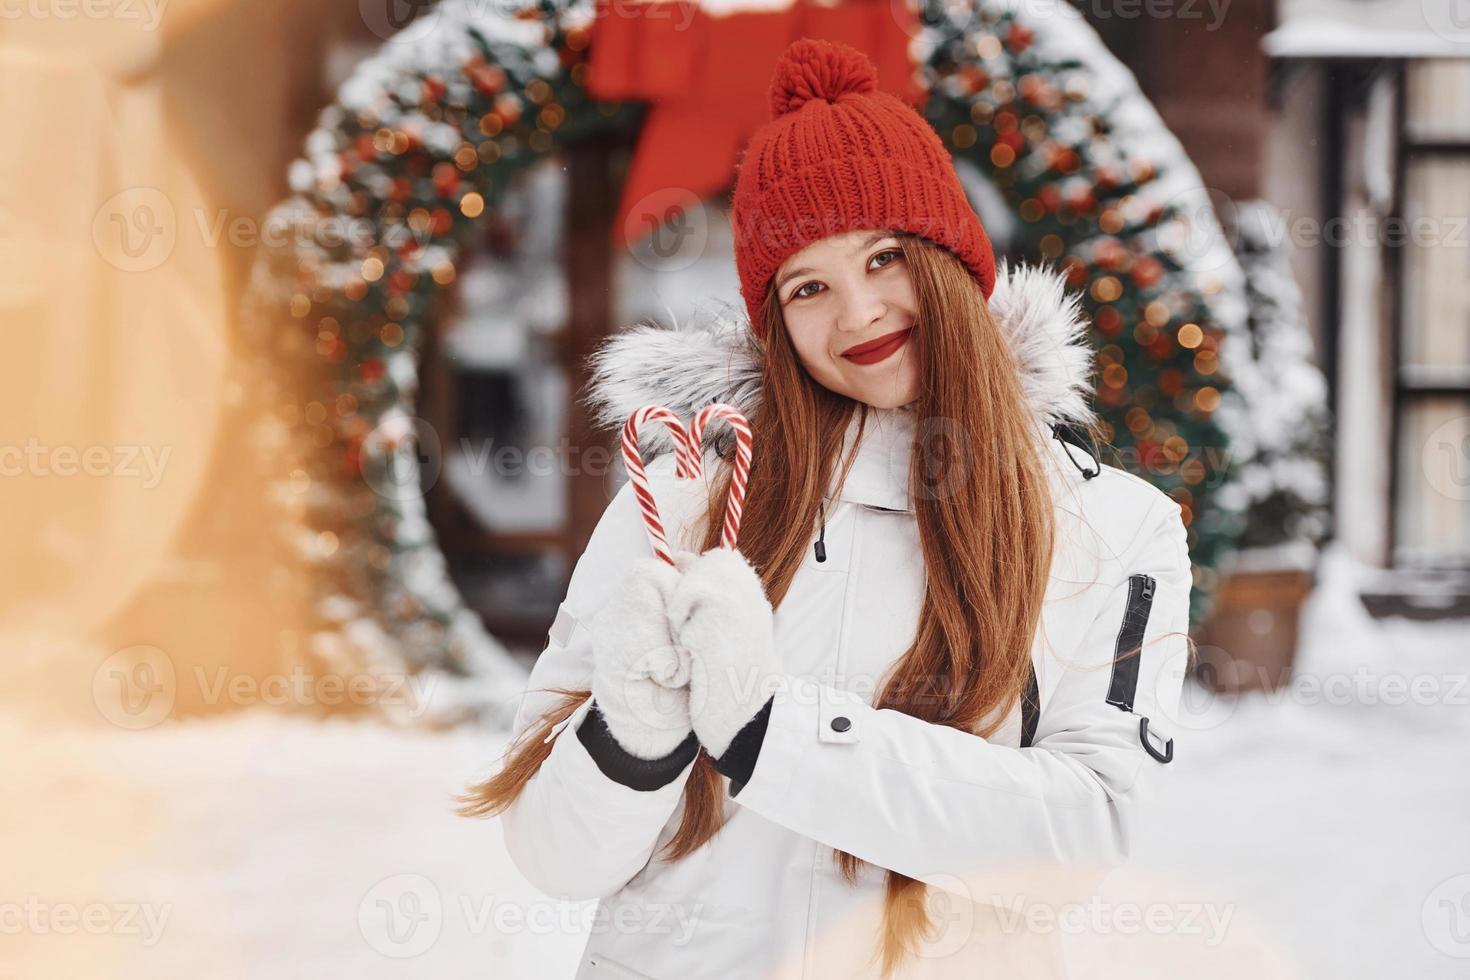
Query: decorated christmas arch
243 0 1254 715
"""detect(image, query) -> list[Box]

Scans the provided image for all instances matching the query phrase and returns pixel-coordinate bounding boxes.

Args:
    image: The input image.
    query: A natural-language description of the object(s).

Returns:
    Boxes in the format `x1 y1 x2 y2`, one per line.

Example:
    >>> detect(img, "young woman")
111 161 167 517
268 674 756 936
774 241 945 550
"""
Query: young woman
461 37 1193 979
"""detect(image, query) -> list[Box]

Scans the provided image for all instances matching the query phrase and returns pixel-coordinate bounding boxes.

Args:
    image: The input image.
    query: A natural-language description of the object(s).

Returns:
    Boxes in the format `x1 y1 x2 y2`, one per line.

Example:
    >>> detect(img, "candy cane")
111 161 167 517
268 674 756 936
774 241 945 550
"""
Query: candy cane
620 402 754 564
686 403 753 552
621 405 701 565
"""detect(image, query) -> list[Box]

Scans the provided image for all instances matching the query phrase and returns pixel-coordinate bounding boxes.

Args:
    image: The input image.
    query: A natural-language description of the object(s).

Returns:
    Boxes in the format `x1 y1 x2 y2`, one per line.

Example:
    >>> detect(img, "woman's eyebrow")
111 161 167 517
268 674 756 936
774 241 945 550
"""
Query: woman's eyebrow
776 232 893 292
776 266 813 292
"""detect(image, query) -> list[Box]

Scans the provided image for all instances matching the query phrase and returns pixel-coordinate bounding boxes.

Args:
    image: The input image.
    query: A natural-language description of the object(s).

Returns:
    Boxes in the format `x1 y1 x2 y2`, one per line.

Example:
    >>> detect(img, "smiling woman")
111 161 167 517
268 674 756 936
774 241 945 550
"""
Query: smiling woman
773 230 922 408
463 37 1195 980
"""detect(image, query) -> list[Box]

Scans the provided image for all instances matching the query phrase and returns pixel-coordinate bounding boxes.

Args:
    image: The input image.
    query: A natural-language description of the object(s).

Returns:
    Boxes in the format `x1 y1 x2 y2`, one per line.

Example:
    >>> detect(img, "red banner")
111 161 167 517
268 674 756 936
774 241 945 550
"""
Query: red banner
585 0 924 247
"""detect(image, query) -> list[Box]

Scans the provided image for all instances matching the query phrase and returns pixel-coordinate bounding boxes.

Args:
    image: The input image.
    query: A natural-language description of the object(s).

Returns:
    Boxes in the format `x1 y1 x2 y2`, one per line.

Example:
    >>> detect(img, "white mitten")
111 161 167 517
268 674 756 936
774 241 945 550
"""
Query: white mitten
588 554 696 759
668 548 781 760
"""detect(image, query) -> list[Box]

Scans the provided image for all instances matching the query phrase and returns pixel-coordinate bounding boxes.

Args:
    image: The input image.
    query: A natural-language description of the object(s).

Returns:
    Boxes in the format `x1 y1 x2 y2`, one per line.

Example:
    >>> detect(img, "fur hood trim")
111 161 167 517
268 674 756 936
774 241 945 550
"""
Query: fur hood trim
582 259 1096 461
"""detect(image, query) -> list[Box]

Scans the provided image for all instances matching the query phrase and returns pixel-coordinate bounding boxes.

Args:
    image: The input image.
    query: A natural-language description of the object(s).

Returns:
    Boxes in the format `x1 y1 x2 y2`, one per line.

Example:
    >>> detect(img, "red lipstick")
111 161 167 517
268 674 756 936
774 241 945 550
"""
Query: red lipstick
841 327 912 365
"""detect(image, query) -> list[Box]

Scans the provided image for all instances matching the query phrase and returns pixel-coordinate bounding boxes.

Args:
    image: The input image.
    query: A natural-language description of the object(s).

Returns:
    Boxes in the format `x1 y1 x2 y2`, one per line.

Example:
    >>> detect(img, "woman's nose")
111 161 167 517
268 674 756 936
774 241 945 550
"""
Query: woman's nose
834 288 887 335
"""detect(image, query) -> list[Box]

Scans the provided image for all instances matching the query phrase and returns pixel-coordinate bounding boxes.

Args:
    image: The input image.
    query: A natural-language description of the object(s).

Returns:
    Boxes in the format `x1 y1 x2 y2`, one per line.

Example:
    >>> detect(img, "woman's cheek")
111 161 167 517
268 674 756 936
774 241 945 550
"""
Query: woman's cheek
786 319 827 372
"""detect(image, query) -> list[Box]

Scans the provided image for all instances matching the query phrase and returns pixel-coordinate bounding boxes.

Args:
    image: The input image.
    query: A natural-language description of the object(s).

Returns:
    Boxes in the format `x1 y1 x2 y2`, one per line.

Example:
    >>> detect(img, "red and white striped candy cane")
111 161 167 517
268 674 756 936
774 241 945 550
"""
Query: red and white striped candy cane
686 402 753 552
621 405 701 565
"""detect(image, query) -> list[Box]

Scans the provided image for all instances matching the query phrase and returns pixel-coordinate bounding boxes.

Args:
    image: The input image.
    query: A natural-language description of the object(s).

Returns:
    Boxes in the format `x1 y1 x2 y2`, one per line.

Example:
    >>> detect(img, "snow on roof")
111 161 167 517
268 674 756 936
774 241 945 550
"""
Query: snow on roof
1265 0 1470 58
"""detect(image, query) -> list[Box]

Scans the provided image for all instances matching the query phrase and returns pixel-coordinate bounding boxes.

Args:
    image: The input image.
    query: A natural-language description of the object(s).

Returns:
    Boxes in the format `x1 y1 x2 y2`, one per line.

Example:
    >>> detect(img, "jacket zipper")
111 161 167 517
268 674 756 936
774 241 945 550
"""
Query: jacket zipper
1104 573 1174 763
1105 573 1156 713
805 503 866 979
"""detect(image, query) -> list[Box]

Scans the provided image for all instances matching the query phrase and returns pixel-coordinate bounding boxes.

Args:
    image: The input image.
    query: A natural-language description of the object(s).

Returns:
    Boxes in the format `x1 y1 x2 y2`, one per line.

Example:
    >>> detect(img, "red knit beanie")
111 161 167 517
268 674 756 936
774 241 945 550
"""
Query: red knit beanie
730 37 997 338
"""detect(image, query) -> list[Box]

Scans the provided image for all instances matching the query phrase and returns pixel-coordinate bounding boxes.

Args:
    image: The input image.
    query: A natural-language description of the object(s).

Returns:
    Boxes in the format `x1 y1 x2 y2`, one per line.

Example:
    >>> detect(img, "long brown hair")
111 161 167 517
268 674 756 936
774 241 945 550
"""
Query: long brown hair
457 233 1056 976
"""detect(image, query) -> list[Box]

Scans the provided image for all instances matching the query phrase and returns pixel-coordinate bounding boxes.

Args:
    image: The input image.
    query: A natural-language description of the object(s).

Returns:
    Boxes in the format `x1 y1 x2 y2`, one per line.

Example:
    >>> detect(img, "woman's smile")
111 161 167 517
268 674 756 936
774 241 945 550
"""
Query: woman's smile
840 327 913 365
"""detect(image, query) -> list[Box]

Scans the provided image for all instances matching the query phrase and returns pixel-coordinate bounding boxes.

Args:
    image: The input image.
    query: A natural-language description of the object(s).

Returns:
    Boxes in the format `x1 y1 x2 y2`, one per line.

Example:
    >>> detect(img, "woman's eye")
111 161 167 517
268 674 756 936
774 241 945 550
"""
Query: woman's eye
871 248 902 270
792 281 820 300
788 250 900 301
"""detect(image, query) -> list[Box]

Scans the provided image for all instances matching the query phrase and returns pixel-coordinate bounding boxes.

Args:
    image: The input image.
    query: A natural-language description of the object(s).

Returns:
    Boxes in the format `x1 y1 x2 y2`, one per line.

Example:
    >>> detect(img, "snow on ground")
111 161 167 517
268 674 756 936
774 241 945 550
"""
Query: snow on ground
2 545 1466 978
1129 546 1470 979
0 708 586 978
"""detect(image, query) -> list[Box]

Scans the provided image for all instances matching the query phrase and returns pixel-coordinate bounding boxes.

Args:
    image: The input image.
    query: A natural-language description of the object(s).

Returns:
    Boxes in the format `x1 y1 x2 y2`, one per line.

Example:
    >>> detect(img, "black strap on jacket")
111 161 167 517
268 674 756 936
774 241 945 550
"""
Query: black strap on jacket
1104 573 1175 764
1020 660 1040 748
1051 422 1100 480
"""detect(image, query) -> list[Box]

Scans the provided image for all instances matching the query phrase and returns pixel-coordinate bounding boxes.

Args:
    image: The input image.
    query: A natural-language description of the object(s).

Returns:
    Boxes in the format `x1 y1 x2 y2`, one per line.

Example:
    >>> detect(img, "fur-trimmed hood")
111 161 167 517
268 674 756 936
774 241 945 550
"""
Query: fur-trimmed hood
582 259 1097 506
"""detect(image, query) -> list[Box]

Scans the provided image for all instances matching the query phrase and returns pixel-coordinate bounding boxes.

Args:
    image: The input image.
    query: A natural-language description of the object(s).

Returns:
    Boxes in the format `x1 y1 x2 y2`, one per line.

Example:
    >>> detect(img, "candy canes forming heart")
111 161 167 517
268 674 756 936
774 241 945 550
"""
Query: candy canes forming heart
620 403 753 565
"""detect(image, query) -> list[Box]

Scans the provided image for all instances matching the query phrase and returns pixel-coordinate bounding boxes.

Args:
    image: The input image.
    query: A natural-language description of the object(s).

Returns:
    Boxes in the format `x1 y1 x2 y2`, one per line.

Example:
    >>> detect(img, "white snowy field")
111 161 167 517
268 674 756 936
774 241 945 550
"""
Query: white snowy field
1 546 1466 979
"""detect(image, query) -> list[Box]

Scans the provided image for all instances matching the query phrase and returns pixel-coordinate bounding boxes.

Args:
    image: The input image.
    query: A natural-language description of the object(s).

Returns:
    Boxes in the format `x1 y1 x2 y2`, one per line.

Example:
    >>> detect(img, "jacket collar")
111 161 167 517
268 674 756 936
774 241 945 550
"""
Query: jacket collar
584 259 1098 513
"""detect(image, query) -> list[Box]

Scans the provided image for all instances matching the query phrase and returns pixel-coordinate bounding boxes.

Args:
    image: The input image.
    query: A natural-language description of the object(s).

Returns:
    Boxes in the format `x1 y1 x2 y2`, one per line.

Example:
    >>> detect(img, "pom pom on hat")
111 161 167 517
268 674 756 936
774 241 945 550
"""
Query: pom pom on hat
769 38 878 118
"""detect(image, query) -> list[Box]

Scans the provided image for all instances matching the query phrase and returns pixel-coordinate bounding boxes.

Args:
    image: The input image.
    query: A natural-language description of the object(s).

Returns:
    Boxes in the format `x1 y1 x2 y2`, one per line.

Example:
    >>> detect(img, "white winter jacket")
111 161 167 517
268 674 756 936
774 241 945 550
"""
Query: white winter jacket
498 262 1194 979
